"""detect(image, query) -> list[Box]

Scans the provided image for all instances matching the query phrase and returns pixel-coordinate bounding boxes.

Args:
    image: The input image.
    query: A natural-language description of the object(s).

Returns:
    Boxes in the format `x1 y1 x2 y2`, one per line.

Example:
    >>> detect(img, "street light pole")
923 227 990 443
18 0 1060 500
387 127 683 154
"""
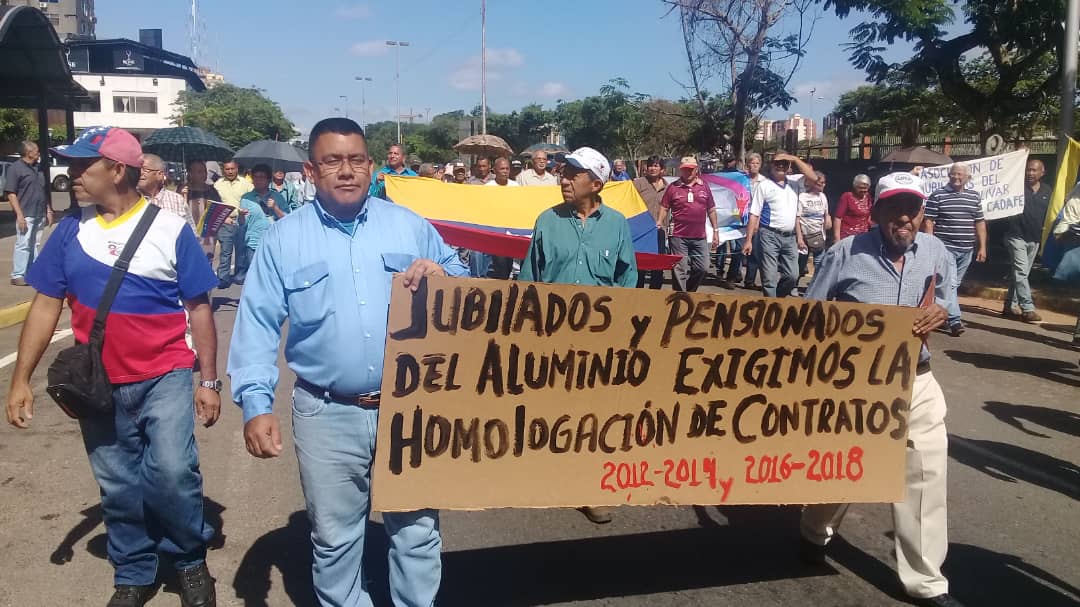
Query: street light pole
354 76 372 131
339 95 348 119
1058 0 1079 165
386 40 410 143
481 0 487 135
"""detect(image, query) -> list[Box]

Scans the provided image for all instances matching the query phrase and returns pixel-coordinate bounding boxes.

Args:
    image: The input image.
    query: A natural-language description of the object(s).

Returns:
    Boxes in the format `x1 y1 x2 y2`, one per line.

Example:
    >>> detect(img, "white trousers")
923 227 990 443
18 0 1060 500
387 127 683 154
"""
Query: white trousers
801 371 950 599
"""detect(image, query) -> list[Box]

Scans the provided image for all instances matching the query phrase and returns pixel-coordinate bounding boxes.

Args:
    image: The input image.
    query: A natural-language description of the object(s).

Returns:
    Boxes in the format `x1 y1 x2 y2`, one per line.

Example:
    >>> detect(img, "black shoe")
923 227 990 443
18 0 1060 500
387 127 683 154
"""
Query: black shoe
232 278 245 286
719 279 735 290
949 322 965 337
915 594 965 607
178 563 216 607
107 585 156 607
798 538 827 566
216 279 230 290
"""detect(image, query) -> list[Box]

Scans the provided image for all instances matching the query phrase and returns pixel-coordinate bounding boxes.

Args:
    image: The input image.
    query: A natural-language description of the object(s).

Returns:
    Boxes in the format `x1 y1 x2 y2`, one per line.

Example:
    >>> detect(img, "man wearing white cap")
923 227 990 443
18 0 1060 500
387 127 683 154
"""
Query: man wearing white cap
520 146 638 524
799 172 963 607
656 156 718 292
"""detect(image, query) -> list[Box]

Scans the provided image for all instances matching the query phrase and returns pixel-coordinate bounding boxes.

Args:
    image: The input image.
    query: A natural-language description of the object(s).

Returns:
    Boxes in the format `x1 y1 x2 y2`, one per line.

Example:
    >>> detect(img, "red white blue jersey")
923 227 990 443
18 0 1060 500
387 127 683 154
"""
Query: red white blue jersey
28 198 218 384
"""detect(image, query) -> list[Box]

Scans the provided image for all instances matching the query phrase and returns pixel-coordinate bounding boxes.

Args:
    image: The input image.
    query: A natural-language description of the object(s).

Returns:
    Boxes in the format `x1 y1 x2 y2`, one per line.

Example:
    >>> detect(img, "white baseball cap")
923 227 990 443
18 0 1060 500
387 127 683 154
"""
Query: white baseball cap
556 147 611 184
875 172 926 203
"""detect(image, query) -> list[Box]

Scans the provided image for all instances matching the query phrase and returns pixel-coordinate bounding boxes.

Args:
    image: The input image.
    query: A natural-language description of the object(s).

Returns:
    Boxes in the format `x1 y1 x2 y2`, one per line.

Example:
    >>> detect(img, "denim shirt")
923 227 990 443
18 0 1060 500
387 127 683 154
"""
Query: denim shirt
227 196 468 423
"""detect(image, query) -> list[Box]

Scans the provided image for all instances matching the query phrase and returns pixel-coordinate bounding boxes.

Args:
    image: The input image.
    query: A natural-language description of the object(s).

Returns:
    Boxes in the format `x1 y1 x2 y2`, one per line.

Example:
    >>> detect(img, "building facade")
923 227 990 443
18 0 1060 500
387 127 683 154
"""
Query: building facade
65 36 205 139
7 0 95 39
757 114 817 143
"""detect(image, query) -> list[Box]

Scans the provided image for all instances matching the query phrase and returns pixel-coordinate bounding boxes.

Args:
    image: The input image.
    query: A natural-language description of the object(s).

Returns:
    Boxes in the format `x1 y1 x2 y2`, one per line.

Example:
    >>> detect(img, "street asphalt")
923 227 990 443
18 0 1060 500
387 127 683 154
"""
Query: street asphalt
0 281 1077 607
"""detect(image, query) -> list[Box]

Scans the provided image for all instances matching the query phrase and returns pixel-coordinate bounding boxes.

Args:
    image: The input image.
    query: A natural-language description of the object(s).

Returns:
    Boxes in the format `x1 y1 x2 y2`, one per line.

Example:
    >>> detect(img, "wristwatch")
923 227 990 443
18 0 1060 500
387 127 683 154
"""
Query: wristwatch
199 379 223 392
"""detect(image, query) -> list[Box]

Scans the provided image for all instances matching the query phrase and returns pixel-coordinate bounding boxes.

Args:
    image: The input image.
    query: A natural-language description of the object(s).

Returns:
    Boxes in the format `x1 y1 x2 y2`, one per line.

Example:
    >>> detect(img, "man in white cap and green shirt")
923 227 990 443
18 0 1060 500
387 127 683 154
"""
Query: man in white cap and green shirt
799 172 963 607
520 146 638 524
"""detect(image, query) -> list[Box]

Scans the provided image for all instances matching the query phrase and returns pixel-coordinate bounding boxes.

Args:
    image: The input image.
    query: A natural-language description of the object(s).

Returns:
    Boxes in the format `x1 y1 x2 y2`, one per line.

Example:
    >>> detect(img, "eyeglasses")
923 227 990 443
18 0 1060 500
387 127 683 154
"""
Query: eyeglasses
316 155 370 173
140 167 163 174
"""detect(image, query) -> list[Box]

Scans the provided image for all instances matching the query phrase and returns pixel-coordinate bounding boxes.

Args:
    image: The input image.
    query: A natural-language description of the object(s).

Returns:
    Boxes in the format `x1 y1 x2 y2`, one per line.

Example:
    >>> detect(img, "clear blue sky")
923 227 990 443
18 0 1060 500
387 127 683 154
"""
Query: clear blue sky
94 0 922 137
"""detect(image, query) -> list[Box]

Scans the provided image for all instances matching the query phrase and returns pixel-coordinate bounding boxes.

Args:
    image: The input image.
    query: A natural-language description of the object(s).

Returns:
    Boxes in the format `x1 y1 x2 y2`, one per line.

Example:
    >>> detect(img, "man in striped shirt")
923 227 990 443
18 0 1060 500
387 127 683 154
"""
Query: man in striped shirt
922 163 986 336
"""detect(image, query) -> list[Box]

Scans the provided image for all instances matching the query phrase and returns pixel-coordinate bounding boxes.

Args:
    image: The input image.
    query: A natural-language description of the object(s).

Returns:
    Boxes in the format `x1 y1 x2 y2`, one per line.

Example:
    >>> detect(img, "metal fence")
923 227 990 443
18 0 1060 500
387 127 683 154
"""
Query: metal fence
807 134 1059 161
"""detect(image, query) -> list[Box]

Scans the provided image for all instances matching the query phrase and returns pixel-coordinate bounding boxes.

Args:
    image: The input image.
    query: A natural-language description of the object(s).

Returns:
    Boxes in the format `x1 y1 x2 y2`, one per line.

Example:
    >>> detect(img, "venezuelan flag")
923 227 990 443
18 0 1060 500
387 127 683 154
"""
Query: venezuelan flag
385 176 679 269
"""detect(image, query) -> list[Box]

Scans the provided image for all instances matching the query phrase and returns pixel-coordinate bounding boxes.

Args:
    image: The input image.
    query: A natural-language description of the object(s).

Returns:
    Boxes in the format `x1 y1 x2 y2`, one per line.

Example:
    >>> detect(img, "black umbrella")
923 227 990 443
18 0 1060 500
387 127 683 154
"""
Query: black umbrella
141 126 234 163
233 140 307 173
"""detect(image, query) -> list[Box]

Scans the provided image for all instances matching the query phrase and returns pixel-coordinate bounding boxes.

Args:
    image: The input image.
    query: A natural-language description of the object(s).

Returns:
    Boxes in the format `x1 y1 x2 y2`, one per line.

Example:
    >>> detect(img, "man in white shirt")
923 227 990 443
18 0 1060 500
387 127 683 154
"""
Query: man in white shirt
484 157 519 187
742 152 818 297
481 157 519 278
517 150 558 186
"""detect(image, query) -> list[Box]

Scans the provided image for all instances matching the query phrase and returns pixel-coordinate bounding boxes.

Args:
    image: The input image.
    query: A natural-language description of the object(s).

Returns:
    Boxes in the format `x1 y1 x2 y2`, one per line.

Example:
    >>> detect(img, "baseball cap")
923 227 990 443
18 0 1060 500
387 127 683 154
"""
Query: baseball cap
875 172 927 203
50 126 143 167
511 159 522 167
555 147 611 183
679 156 698 169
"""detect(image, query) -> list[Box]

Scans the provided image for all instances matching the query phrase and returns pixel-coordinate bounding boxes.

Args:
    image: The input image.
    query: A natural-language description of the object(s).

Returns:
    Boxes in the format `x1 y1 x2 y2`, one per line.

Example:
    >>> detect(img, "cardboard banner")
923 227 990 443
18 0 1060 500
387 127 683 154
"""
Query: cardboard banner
373 277 919 511
920 149 1030 221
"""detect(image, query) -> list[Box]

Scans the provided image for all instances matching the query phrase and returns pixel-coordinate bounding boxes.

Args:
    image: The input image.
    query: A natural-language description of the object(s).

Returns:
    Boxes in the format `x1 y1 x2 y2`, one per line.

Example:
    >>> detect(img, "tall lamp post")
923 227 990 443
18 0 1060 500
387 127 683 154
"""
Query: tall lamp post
338 95 348 119
385 40 410 143
354 76 372 130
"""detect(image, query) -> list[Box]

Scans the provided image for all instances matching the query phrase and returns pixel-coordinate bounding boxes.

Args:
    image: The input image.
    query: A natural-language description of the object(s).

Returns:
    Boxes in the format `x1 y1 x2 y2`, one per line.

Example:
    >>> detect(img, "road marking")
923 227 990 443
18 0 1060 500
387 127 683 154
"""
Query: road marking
0 328 73 369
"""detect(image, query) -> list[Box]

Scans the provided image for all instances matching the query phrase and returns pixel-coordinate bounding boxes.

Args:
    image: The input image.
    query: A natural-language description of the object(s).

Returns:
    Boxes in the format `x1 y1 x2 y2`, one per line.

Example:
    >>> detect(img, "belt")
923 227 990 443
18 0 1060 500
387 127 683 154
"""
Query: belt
295 377 381 407
916 361 931 376
761 224 795 237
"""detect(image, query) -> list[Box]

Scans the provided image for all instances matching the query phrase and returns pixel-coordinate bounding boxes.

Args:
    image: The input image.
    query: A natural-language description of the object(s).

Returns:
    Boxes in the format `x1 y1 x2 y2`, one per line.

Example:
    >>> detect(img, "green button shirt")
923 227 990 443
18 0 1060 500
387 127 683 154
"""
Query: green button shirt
520 199 638 287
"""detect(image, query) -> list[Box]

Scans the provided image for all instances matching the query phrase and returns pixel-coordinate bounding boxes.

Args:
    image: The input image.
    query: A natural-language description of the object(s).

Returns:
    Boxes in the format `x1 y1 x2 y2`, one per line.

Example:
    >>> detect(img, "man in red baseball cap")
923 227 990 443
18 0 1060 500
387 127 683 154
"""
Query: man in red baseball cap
7 126 221 607
798 172 963 607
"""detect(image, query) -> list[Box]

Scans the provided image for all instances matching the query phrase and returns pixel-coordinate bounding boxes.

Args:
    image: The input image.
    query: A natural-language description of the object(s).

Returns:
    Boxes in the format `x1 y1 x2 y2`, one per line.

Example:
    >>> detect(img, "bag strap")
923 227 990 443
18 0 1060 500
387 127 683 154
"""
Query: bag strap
89 203 161 345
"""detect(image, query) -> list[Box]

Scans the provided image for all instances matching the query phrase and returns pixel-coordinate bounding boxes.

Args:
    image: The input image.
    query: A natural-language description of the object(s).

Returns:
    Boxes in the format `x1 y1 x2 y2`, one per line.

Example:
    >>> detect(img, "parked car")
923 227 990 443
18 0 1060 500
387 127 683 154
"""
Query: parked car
1 154 70 192
0 159 10 195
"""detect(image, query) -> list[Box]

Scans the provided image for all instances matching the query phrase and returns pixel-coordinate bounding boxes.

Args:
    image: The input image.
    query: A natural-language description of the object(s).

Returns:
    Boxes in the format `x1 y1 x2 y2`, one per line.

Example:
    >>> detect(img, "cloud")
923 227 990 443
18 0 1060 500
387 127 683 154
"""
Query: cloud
537 81 569 98
335 3 371 19
350 40 389 57
447 48 524 91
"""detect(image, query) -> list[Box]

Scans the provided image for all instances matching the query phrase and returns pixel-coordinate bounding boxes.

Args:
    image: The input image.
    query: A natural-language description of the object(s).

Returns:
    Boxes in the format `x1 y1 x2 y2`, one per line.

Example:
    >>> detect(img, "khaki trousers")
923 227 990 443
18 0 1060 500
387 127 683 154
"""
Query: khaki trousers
801 371 950 599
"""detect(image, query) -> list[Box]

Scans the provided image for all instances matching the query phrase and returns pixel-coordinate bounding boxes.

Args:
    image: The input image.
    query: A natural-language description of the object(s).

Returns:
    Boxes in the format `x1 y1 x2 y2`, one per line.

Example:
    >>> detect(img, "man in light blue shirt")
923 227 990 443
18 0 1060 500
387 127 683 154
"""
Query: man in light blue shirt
228 117 467 607
368 143 417 199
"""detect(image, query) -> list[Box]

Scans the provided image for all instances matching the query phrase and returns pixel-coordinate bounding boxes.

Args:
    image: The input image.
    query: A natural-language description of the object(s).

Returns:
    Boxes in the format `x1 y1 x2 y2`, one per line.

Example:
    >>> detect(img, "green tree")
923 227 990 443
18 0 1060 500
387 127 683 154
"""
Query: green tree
830 78 967 137
171 84 298 149
0 108 36 145
826 0 1070 142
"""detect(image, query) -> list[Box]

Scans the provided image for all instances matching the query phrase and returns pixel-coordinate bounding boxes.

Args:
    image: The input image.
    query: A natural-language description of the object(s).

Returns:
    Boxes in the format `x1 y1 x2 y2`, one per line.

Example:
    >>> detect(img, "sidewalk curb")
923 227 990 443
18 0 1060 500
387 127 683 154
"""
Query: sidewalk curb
961 284 1079 316
0 301 31 329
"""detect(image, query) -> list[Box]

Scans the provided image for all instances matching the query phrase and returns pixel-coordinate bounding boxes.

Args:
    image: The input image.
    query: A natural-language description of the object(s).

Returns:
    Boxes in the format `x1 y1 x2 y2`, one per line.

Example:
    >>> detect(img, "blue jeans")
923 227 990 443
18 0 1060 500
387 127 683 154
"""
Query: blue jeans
12 215 46 279
216 222 248 281
79 368 212 586
1004 236 1040 312
292 386 441 607
714 238 744 282
469 250 492 278
946 248 973 325
755 227 798 297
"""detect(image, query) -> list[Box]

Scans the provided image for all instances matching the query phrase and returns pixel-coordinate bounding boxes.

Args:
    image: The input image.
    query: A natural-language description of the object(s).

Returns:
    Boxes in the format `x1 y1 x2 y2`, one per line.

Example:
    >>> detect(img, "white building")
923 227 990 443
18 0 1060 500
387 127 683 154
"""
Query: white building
65 36 205 139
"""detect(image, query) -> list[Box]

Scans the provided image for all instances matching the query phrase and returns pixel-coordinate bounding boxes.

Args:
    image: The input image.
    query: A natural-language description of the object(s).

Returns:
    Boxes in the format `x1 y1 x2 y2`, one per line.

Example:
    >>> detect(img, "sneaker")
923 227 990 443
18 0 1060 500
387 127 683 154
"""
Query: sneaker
949 322 965 337
577 506 613 524
1021 311 1042 323
1002 306 1021 319
10 277 27 286
216 279 231 290
798 537 827 566
177 563 216 607
916 594 965 607
106 585 156 607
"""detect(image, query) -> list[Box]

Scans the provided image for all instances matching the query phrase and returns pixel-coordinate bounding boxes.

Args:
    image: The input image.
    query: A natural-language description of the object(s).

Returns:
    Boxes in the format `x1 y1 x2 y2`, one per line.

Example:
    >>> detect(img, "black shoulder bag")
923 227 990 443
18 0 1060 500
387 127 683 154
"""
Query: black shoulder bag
46 204 161 419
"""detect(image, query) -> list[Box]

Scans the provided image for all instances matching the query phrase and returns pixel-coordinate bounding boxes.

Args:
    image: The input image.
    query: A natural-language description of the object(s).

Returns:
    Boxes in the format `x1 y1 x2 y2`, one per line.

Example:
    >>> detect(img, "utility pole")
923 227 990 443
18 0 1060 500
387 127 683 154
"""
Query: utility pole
355 76 372 130
386 41 410 143
1058 0 1079 165
339 95 348 119
481 0 487 134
